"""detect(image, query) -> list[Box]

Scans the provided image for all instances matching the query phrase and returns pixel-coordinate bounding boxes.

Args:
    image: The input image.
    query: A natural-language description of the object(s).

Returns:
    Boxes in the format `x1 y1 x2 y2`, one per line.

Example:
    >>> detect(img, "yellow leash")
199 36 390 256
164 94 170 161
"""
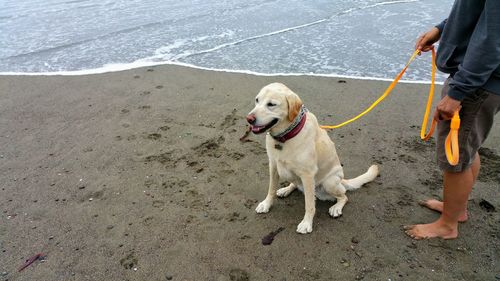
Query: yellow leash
419 48 460 165
320 49 421 130
320 48 460 166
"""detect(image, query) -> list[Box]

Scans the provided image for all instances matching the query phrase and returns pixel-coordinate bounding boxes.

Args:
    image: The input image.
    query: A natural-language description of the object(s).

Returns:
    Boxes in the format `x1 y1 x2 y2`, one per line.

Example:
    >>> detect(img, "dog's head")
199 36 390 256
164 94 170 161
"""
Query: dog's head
246 83 303 134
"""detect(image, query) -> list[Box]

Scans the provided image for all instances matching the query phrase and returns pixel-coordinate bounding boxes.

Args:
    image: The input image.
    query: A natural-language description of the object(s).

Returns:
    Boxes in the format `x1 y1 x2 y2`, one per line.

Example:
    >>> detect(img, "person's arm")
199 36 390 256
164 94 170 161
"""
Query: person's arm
414 21 458 121
447 1 500 101
415 21 444 52
415 27 440 52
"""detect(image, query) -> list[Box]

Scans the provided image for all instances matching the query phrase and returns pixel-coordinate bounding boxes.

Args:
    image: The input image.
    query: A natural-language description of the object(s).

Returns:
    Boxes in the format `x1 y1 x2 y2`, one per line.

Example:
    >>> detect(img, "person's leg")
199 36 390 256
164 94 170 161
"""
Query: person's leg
405 165 474 239
405 83 499 240
418 152 480 222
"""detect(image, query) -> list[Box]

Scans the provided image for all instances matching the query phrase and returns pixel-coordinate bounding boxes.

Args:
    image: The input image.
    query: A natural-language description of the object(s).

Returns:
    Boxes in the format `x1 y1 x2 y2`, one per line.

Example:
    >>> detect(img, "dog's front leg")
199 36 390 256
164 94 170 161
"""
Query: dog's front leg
255 162 278 213
297 176 315 234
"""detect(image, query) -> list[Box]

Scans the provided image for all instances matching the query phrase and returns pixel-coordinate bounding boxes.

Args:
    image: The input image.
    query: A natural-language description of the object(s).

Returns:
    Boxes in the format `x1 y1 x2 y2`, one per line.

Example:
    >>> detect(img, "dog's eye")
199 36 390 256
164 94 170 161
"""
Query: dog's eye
267 102 276 107
255 98 259 103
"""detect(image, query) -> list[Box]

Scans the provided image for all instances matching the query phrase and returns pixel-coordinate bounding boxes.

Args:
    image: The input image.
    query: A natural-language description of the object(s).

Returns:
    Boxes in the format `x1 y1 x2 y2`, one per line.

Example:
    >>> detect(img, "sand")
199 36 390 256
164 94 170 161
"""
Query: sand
0 65 499 281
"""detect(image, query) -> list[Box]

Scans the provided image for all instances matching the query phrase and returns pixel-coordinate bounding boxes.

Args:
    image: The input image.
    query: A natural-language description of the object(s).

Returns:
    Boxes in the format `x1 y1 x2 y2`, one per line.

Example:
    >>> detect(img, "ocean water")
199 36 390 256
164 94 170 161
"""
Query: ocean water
0 0 453 81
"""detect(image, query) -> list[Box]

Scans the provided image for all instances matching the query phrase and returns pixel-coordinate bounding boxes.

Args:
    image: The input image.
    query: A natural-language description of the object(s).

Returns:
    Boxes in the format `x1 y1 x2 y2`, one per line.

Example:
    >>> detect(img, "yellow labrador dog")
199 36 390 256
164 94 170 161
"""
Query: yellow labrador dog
246 83 379 234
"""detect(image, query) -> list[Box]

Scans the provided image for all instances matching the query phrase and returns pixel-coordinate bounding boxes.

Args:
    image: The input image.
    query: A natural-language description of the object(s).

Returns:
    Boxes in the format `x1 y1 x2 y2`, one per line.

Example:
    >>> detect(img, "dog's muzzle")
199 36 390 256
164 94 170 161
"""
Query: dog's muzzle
246 114 278 134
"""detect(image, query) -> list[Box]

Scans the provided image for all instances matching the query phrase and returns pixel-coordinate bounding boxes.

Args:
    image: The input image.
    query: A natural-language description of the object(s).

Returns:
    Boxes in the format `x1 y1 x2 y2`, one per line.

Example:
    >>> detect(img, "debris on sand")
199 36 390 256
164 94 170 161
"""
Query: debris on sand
262 227 285 245
18 253 45 272
479 199 495 212
239 126 252 142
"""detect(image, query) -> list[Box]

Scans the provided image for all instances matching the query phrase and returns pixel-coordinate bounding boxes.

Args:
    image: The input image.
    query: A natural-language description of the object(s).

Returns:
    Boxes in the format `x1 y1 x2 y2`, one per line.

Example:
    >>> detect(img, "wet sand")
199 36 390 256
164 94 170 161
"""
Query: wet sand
0 65 499 281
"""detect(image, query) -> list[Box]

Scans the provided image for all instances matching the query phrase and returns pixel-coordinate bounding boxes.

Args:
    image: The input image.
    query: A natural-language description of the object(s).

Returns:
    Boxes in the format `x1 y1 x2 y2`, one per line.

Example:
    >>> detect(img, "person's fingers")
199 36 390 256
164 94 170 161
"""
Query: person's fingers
421 45 433 52
416 35 435 53
434 108 454 121
441 111 454 120
416 27 440 52
415 34 427 50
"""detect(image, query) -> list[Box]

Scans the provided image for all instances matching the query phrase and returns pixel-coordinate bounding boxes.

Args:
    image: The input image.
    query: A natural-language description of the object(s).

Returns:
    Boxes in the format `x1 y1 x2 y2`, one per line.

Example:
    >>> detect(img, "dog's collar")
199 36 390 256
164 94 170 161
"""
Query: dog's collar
270 105 308 143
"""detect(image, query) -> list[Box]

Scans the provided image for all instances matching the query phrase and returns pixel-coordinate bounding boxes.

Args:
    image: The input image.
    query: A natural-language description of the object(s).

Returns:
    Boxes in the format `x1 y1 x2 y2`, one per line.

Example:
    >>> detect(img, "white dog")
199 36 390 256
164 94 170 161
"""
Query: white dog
246 83 379 234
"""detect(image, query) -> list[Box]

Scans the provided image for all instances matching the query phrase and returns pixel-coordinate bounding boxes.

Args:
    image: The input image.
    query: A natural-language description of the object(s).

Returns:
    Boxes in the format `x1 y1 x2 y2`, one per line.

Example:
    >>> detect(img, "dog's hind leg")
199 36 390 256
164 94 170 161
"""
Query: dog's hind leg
322 175 348 218
276 183 297 198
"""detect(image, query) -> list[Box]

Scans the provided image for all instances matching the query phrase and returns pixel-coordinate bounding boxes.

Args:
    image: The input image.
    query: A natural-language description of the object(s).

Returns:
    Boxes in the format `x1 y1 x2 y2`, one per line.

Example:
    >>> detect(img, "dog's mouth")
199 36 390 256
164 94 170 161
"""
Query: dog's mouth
251 118 279 134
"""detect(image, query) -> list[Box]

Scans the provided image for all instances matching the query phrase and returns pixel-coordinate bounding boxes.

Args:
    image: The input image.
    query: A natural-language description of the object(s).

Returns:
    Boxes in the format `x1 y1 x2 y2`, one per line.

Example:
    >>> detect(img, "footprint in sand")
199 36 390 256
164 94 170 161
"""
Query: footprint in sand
219 108 240 130
146 133 161 140
82 190 105 203
120 252 138 270
161 178 189 189
121 109 130 114
152 200 165 208
142 216 154 226
144 151 174 165
159 126 170 131
199 123 216 128
83 147 93 152
144 178 157 188
229 268 250 281
478 147 500 183
133 75 140 79
230 152 245 160
155 85 163 89
192 136 225 158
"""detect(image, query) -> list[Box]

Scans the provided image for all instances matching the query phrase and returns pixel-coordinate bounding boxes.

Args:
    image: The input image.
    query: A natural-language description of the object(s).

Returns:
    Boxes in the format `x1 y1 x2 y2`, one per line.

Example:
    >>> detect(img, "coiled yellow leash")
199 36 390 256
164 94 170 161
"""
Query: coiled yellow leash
320 48 460 166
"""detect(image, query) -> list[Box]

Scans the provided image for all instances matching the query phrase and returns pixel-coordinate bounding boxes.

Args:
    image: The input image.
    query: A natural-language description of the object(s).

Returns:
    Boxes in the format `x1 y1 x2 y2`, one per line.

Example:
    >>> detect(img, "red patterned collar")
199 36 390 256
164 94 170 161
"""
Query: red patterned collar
270 106 307 143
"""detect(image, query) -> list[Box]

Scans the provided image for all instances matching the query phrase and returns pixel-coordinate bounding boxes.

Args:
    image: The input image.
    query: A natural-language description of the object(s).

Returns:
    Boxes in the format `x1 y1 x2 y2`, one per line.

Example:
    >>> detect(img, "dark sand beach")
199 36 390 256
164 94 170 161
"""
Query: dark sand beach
0 65 498 281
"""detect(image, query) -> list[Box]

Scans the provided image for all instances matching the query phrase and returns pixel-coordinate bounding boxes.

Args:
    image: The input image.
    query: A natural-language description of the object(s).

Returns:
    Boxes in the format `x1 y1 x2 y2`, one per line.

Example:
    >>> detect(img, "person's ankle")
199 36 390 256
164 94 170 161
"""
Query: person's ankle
437 216 459 229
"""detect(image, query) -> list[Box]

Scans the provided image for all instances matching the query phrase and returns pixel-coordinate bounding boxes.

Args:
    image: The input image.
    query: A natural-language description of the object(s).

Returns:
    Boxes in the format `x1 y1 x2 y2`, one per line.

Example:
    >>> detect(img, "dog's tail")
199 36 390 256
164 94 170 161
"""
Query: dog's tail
341 165 379 191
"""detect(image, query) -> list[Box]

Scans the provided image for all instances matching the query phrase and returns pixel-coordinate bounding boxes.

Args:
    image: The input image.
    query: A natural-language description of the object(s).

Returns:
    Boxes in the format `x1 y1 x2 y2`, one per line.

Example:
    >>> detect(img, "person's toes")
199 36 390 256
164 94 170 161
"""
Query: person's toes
417 200 428 207
405 229 427 240
403 225 415 230
404 230 416 239
413 234 427 240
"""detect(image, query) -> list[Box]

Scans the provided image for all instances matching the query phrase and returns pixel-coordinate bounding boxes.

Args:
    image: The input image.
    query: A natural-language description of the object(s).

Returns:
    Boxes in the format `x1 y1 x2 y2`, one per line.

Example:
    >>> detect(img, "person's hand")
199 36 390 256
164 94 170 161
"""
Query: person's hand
433 95 461 121
415 27 440 53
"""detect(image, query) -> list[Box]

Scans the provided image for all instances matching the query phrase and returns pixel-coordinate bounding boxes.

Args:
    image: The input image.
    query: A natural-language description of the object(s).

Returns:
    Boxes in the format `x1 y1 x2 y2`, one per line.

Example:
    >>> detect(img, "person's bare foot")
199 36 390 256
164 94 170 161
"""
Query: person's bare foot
418 199 468 222
403 219 458 240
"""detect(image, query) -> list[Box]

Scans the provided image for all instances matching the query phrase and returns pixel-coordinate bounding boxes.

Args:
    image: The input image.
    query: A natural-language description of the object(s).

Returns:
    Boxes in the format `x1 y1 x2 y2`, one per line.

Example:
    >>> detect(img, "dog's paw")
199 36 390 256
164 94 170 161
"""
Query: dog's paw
276 187 291 198
255 200 272 213
368 164 379 177
329 204 343 218
296 219 313 234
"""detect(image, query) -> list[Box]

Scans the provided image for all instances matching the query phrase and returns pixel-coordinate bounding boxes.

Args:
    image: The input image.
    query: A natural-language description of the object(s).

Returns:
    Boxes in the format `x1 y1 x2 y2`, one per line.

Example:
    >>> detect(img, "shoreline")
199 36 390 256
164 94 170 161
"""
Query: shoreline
0 61 445 85
0 64 498 281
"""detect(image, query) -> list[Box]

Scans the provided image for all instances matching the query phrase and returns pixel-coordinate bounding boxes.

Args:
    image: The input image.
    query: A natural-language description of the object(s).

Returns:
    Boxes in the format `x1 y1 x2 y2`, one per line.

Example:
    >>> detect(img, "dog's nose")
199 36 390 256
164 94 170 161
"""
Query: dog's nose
246 114 256 125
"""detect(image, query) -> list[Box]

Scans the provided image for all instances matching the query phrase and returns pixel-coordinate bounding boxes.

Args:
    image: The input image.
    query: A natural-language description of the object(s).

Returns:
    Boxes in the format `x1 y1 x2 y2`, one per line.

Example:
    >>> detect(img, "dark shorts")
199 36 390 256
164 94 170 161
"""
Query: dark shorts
437 78 500 172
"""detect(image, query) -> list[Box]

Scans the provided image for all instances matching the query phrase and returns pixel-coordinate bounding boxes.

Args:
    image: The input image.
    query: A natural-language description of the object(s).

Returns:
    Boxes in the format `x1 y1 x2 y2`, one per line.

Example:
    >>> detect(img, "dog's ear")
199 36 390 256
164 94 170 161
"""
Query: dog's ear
286 93 303 122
